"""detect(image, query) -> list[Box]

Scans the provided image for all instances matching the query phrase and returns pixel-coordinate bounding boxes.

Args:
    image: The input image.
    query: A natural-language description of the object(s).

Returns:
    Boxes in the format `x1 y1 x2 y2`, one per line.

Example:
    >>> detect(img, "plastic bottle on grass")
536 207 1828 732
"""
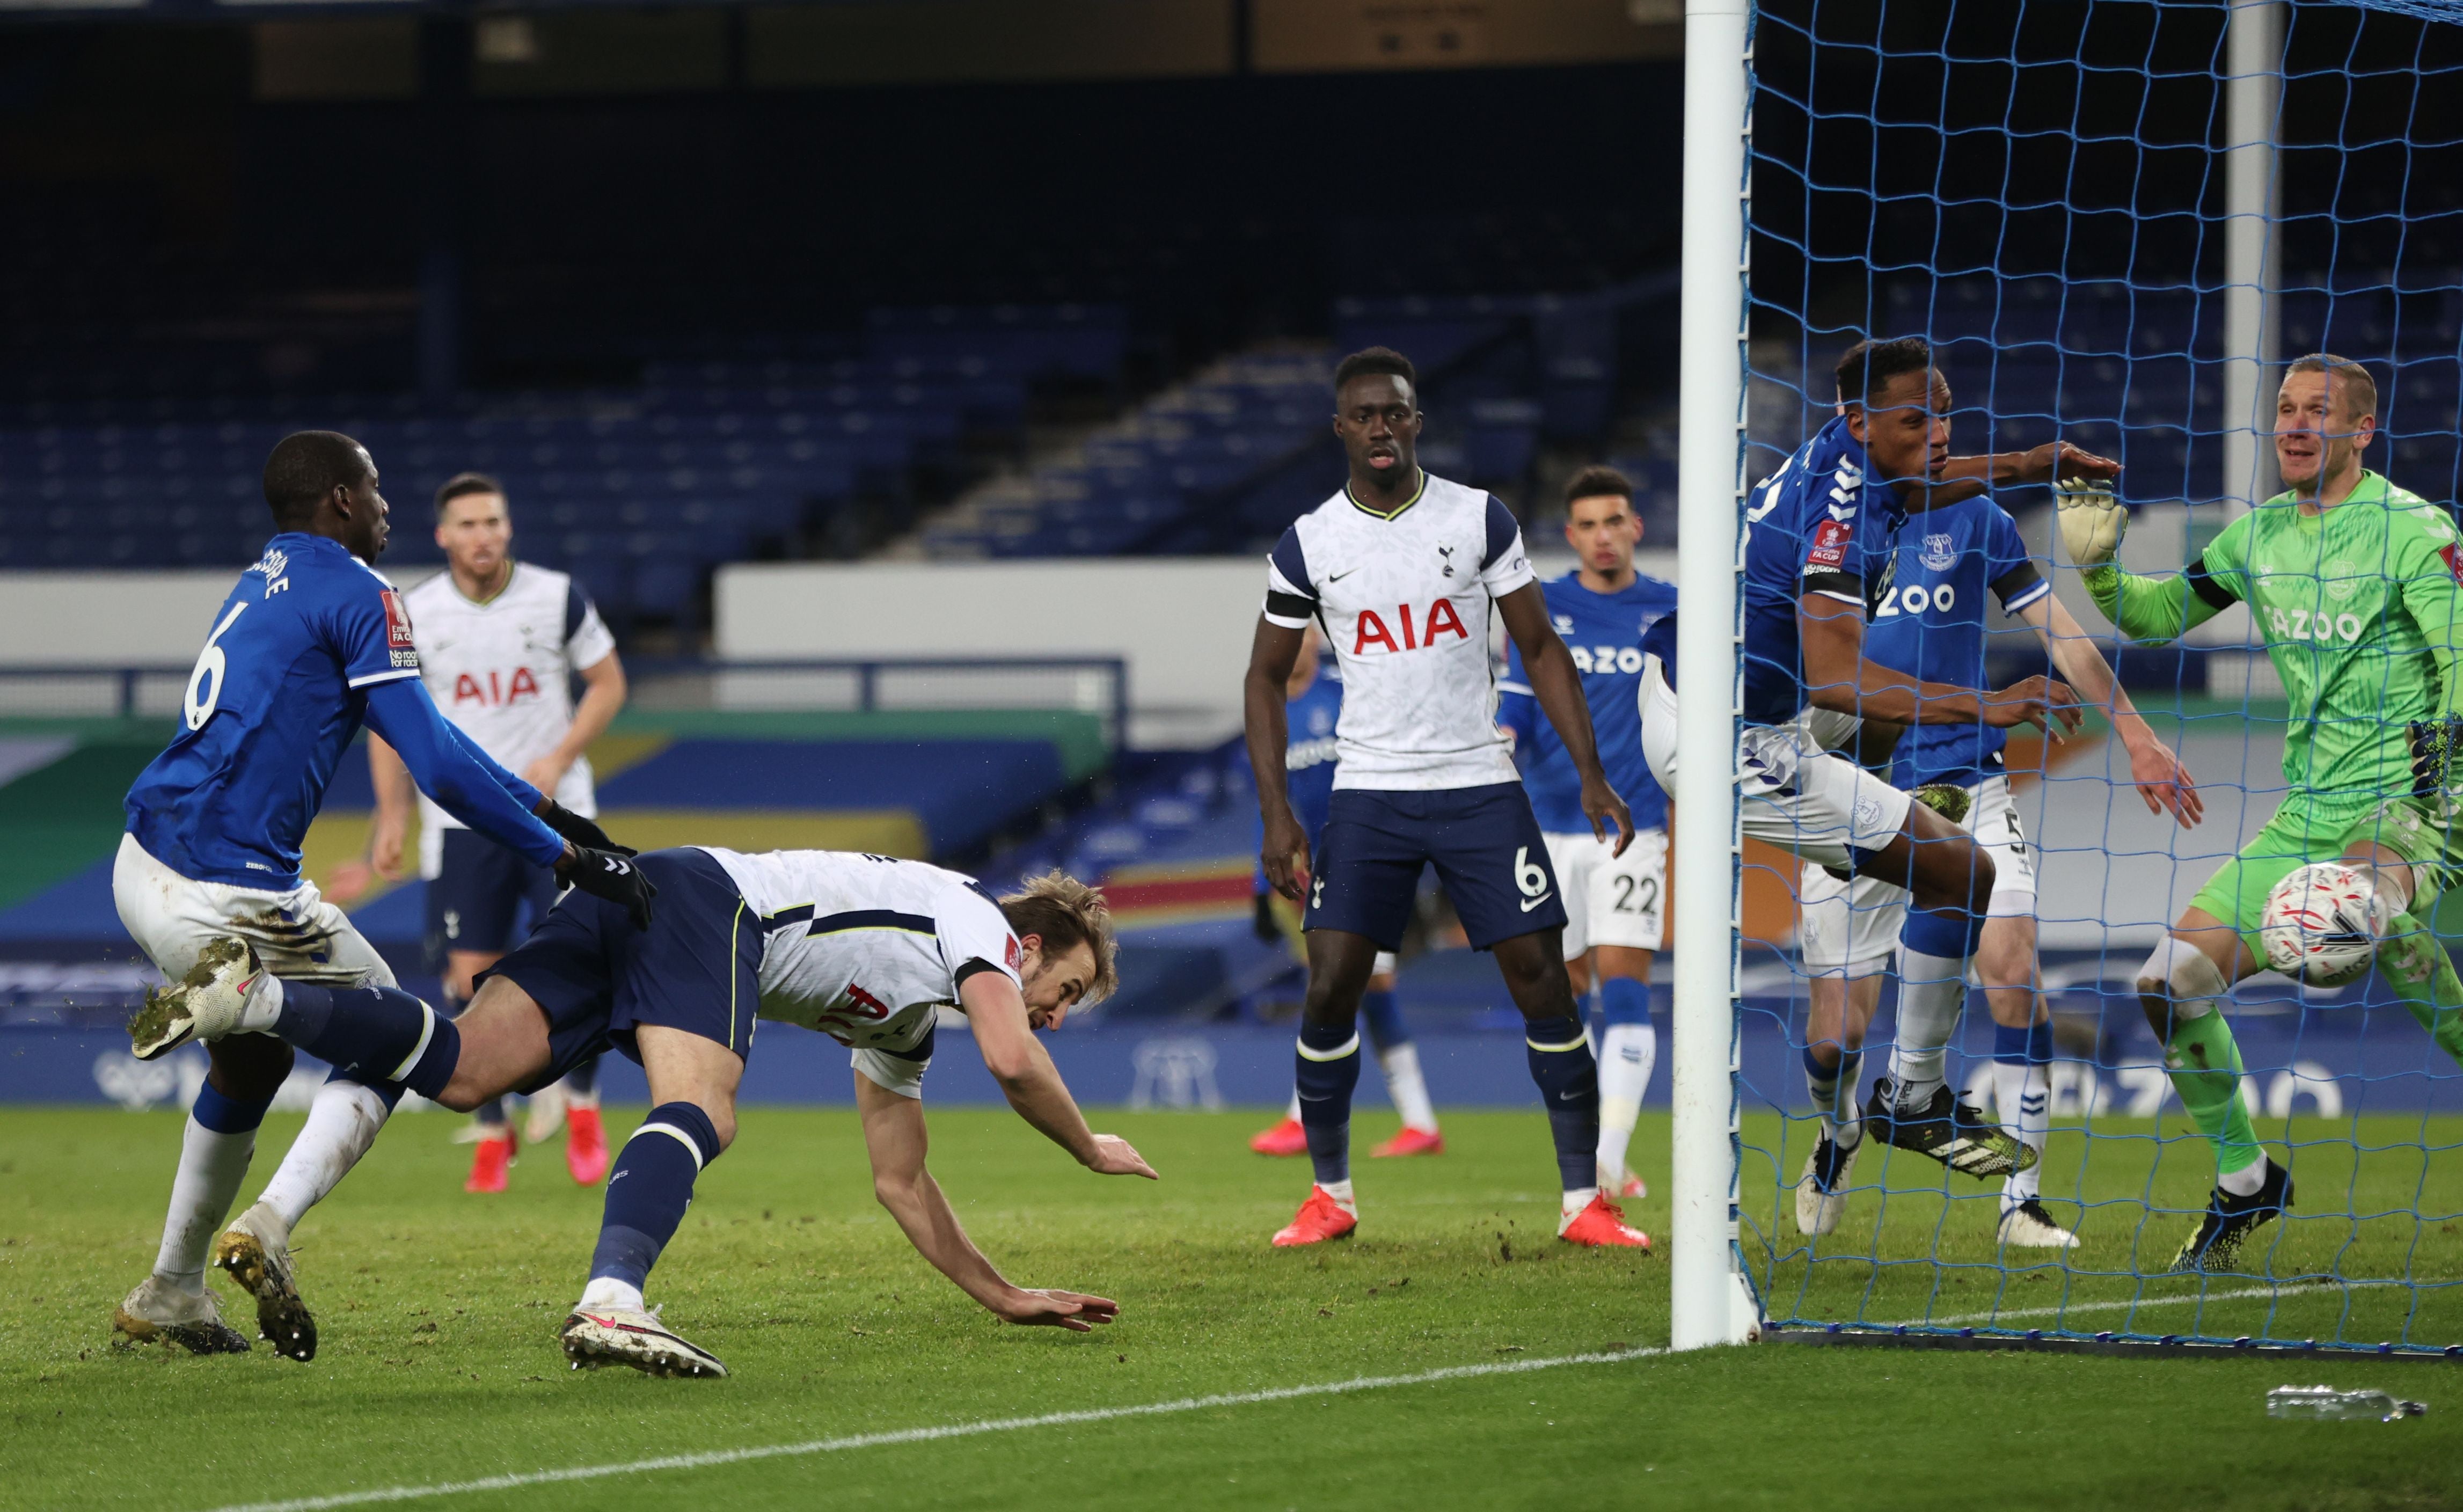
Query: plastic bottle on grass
2265 1386 2427 1422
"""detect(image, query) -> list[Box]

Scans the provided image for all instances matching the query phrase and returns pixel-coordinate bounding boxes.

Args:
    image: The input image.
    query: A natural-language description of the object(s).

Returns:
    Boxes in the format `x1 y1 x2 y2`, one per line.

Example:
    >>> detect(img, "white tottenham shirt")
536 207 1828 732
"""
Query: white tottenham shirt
703 847 1022 1058
401 563 617 878
1261 471 1534 790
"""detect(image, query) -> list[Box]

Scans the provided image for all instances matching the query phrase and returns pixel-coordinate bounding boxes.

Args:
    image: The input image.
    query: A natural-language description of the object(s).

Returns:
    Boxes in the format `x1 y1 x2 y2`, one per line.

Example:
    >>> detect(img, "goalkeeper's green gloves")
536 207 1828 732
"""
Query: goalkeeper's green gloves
2054 475 2126 568
2409 715 2463 801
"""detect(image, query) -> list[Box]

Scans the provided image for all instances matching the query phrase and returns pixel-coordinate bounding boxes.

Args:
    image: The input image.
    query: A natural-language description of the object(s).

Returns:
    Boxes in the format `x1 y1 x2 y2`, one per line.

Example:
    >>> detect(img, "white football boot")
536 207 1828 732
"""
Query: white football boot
112 1275 250 1355
1794 1134 1861 1238
1997 1197 2082 1250
561 1304 729 1378
214 1201 317 1361
128 937 266 1060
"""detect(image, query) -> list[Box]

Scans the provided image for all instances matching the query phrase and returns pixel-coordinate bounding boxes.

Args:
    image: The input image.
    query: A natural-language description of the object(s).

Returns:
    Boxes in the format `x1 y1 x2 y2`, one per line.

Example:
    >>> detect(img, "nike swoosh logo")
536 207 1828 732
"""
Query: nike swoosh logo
1521 894 1553 911
1327 569 1358 583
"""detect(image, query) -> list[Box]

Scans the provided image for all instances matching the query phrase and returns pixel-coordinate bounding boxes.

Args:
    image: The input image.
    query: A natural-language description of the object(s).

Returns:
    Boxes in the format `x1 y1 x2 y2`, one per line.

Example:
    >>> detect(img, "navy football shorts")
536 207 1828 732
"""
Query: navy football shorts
1304 781 1568 951
481 847 761 1092
425 827 561 966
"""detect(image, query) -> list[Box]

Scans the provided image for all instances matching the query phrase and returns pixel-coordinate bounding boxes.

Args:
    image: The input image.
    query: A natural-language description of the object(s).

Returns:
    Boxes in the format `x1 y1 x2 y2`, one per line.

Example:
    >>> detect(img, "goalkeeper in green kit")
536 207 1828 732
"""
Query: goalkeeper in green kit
2064 353 2463 1273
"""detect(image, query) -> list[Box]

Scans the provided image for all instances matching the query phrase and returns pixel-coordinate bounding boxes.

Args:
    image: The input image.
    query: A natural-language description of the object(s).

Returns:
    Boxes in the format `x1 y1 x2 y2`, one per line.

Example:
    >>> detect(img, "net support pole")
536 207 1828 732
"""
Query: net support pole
1670 0 1752 1354
2222 0 2282 516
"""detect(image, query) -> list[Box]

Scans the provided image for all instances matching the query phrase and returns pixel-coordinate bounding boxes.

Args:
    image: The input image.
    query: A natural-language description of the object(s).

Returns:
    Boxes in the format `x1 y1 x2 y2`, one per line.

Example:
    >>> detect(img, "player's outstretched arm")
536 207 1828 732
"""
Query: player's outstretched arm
1244 615 1313 899
1799 593 2083 737
1495 582 1632 854
2021 594 2202 827
855 1075 1121 1332
363 679 566 867
962 968 1158 1180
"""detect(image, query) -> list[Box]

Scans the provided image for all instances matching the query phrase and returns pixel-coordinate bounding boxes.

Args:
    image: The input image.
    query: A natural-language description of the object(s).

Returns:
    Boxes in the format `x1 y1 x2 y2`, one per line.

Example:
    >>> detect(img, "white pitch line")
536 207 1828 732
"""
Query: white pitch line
1923 1282 2352 1328
201 1347 1665 1512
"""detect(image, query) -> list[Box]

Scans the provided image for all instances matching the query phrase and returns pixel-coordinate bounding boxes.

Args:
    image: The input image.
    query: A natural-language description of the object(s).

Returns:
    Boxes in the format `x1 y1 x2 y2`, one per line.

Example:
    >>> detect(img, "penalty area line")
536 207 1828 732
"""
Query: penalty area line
201 1346 1665 1512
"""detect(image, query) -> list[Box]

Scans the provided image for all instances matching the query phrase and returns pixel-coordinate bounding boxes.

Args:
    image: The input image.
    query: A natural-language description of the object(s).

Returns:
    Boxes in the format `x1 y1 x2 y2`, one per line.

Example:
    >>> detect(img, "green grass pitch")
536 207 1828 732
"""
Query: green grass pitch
3 1106 2460 1511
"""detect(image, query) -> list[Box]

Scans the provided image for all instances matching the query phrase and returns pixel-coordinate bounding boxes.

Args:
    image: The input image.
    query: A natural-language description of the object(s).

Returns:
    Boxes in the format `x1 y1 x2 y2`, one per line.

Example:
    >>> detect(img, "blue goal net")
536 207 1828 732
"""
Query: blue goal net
1738 0 2463 1357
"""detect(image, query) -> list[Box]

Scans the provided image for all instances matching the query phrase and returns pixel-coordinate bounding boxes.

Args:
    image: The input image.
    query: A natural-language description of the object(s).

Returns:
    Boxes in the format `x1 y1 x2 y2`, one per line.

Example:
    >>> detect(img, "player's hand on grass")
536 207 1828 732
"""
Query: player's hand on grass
1582 776 1634 858
536 798 637 857
2125 735 2203 827
1260 804 1311 902
1981 675 2083 736
559 844 657 929
993 1288 1120 1331
2054 474 2128 567
1084 1133 1158 1179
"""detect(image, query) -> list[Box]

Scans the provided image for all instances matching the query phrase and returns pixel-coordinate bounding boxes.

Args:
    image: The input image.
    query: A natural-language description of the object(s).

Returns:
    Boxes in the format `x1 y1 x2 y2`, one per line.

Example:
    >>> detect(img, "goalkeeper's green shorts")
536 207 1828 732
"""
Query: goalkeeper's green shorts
2190 792 2461 952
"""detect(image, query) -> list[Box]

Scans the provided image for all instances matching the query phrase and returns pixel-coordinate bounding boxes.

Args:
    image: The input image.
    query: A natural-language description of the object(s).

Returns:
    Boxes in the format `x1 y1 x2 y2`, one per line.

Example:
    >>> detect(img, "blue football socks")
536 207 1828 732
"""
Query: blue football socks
1525 1014 1602 1192
271 982 461 1100
589 1102 725 1293
1295 1019 1362 1188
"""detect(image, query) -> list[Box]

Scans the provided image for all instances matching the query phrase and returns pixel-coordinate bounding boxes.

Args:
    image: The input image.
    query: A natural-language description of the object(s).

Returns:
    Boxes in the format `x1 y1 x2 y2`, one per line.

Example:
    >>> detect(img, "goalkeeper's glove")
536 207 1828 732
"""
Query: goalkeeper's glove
536 798 636 857
2053 475 2127 567
2408 715 2463 800
558 846 658 930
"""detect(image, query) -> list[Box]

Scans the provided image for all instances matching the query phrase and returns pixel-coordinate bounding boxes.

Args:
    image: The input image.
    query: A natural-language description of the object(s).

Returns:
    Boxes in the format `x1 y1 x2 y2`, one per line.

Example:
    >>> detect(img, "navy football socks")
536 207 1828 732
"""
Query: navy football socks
589 1102 725 1292
1359 988 1406 1053
271 982 461 1100
1295 1019 1362 1188
1525 1014 1603 1192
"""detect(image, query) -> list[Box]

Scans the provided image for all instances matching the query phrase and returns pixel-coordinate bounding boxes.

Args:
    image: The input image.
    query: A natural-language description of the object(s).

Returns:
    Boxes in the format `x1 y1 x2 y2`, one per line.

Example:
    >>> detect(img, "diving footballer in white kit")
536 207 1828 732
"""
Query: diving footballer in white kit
1245 346 1647 1251
128 848 1154 1378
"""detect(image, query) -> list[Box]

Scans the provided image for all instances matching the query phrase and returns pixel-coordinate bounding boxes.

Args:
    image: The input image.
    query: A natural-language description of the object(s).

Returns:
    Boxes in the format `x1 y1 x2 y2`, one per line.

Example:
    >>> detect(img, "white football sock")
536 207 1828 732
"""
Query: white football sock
2218 1160 2267 1198
151 1117 258 1292
1378 1042 1439 1133
1890 951 1969 1109
234 970 286 1034
1993 1058 2049 1206
578 1276 645 1312
258 1079 395 1230
1594 1023 1655 1177
1561 1187 1599 1221
1317 1178 1357 1213
1284 1091 1302 1123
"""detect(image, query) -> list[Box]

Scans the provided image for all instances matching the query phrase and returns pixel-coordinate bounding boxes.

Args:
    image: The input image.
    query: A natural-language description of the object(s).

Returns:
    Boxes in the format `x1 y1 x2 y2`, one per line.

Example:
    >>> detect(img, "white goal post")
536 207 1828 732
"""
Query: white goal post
1669 0 1757 1352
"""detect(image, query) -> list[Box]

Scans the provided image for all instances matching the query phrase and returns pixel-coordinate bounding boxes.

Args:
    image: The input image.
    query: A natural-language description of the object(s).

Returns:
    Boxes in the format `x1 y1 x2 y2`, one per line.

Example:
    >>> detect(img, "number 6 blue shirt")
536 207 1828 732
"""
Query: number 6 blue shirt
127 533 463 889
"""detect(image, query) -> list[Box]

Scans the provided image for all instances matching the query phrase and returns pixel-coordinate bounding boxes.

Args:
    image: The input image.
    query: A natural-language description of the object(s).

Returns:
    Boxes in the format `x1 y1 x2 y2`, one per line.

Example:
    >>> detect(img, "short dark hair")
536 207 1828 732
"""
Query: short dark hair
2284 352 2379 422
1563 465 1634 506
1333 346 1417 401
262 431 372 528
1833 337 1934 407
435 471 508 522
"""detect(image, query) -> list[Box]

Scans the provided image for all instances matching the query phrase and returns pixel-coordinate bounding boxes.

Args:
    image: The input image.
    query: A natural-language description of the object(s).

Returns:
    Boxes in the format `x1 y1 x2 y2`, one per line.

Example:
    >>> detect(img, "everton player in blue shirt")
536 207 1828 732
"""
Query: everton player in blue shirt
111 431 651 1361
1247 627 1445 1159
1640 337 2110 1178
1793 347 2201 1245
1499 467 1675 1199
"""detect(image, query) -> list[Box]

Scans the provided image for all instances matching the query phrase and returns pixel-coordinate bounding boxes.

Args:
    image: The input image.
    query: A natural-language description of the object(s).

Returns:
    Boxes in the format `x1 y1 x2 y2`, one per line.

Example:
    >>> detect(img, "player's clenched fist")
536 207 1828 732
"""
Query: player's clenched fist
558 844 657 929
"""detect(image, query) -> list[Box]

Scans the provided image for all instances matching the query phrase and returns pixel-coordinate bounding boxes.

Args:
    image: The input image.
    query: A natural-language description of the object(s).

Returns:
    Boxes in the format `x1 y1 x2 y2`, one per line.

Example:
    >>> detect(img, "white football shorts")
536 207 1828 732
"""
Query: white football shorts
1638 656 1913 871
1797 773 2037 977
853 1046 929 1100
113 832 397 990
1544 826 1669 960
